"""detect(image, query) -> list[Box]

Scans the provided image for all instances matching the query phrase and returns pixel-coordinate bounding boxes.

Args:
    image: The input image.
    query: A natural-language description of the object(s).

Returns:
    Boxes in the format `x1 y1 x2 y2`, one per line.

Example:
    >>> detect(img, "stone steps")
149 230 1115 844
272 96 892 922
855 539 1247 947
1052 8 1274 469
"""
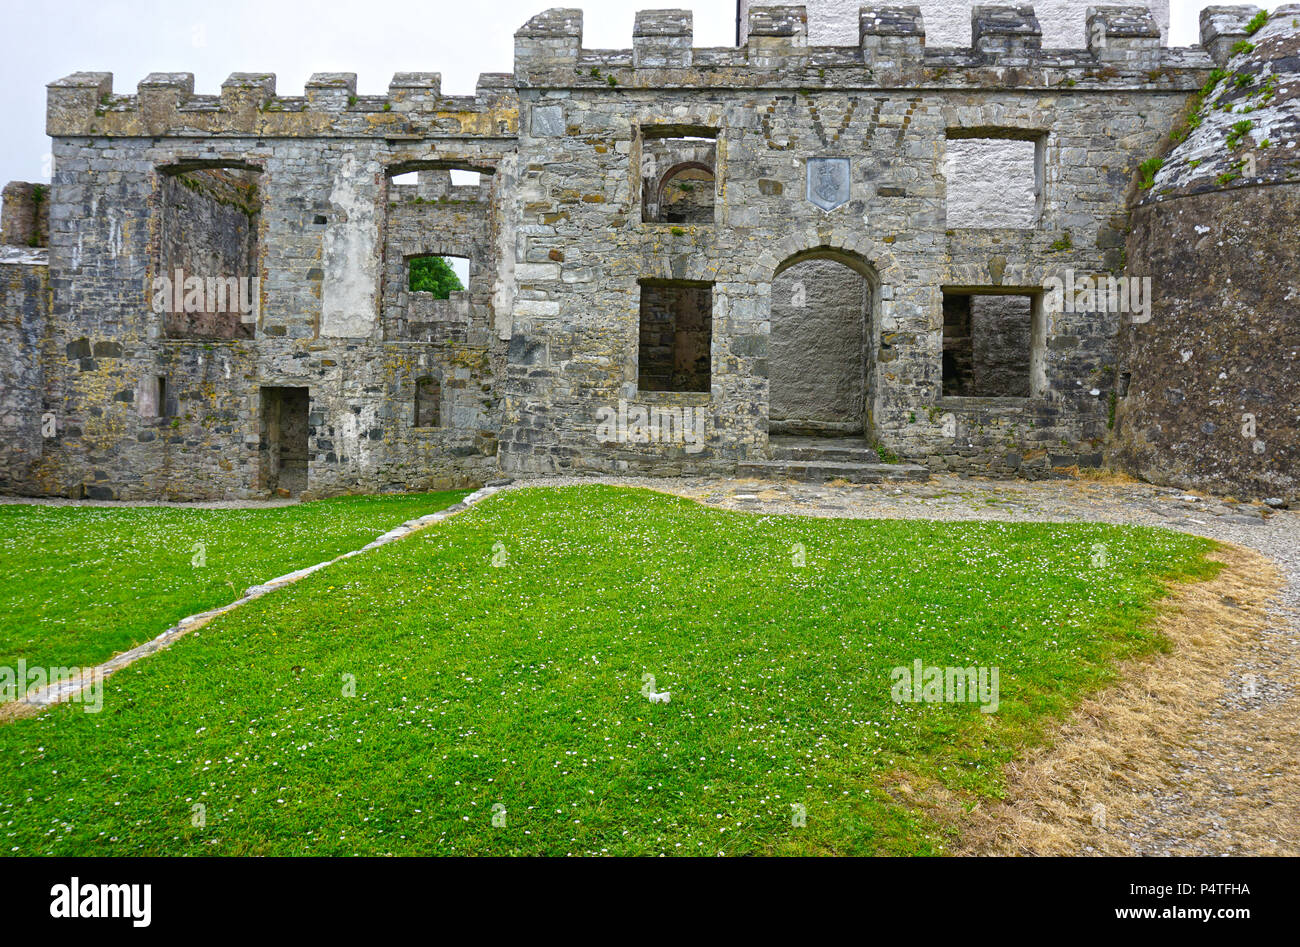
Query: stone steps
769 437 879 463
736 459 930 483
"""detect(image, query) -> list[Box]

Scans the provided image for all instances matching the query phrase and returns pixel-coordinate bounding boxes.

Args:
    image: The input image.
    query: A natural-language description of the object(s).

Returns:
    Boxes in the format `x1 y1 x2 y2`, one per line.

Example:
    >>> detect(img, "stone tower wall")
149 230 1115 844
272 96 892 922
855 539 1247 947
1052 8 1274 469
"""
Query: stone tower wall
1111 6 1300 501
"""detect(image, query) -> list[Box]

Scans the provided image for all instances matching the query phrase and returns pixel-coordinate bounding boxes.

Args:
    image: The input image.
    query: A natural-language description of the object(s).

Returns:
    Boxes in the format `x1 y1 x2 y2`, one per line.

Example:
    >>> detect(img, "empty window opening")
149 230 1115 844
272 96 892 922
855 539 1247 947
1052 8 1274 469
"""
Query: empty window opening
387 163 489 204
642 128 717 224
944 133 1041 228
415 376 442 428
259 386 309 496
159 164 261 340
942 292 1034 397
638 280 713 393
138 375 168 418
657 165 715 223
408 255 467 297
1118 371 1132 398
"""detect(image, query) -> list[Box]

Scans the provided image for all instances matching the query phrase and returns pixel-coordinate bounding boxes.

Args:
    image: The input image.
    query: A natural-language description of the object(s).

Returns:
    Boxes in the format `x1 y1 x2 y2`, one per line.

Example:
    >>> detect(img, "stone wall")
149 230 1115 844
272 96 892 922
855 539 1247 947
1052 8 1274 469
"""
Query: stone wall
744 2 1167 232
499 5 1204 479
1111 7 1300 501
1 183 49 248
8 4 1293 500
28 70 517 499
0 248 50 494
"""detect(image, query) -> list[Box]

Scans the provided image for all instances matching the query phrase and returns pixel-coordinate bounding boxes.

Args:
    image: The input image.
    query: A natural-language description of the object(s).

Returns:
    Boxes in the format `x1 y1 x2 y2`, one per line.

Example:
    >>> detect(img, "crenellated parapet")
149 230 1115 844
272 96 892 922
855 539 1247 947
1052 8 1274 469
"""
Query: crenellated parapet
48 3 1267 137
46 69 519 139
510 4 1232 91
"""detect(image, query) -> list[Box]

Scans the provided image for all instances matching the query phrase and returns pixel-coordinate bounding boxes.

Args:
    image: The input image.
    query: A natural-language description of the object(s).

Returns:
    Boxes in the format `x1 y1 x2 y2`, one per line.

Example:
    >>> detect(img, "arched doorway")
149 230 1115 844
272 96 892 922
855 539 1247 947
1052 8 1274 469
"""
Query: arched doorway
770 249 875 438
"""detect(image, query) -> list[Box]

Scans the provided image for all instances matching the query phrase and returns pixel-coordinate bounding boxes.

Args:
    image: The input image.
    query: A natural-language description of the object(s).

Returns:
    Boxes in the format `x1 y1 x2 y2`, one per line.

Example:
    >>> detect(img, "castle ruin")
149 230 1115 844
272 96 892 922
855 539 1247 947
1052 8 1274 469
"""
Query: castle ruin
0 4 1296 502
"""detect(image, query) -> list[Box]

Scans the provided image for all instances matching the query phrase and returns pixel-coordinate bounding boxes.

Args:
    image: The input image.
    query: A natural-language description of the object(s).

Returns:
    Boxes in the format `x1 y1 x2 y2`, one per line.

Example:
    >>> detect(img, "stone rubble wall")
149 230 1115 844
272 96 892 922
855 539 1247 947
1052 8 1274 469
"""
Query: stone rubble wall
26 69 519 499
0 249 50 494
500 5 1206 479
1111 7 1300 501
5 4 1295 498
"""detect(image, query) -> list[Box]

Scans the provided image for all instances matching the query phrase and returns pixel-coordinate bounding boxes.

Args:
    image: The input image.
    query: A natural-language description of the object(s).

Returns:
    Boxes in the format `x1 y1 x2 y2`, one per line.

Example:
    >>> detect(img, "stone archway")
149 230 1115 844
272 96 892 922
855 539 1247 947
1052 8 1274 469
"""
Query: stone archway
769 249 876 437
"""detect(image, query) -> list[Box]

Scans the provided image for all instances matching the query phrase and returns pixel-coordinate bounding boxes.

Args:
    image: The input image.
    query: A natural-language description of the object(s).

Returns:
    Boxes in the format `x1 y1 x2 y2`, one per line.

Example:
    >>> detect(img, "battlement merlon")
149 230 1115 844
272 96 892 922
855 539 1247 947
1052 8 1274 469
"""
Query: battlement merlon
1087 7 1162 67
1199 5 1263 66
633 10 694 69
511 4 1220 88
972 4 1041 64
859 6 924 77
46 69 520 139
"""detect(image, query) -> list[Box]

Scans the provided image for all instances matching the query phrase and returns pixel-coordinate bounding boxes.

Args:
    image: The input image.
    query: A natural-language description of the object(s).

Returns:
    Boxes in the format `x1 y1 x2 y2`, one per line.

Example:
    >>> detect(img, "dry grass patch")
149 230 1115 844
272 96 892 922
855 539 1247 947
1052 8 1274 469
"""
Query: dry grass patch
949 542 1291 855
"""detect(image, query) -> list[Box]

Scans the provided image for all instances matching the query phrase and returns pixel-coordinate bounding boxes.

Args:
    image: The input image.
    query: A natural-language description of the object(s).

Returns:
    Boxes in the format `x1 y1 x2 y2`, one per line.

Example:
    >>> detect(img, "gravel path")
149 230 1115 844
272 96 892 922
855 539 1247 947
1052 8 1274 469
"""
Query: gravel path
505 473 1300 855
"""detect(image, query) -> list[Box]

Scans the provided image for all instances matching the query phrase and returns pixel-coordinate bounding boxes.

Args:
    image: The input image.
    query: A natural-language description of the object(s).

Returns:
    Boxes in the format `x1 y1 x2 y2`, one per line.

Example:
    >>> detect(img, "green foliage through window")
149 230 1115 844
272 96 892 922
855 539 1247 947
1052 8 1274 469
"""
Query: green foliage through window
408 256 465 298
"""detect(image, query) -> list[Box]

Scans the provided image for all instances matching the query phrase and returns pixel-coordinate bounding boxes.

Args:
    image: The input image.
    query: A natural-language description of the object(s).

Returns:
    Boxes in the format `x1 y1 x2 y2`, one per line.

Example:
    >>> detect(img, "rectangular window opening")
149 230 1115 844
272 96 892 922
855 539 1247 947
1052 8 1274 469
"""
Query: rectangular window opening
415 376 442 428
641 128 717 224
158 164 261 340
942 291 1036 398
408 254 469 296
638 279 713 393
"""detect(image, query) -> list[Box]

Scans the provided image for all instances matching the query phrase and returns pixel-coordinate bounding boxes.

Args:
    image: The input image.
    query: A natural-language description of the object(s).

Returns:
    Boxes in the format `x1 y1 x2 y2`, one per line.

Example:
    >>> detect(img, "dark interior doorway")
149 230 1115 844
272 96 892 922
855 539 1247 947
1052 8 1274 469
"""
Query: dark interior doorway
260 386 309 495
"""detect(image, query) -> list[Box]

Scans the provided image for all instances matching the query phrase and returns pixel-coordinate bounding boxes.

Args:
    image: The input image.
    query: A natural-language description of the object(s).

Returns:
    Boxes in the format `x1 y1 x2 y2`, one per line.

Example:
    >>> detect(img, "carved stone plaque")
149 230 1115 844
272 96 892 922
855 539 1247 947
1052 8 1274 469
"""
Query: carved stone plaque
806 157 850 211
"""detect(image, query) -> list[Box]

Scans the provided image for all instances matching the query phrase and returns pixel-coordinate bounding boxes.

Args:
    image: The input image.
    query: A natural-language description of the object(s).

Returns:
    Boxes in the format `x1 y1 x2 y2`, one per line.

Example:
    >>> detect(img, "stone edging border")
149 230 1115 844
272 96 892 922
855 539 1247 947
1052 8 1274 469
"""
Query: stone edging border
5 485 505 716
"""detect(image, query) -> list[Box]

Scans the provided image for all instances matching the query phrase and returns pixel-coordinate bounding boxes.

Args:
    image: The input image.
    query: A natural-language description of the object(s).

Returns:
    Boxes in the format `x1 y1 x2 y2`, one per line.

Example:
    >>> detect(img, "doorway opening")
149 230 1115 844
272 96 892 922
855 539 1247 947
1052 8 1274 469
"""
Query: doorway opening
260 386 309 495
770 251 874 437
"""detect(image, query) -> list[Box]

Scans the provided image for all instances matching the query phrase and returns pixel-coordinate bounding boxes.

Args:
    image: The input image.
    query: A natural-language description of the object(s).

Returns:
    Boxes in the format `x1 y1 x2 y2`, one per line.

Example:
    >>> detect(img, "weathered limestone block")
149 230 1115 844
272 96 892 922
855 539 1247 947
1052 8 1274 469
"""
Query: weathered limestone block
860 5 926 74
137 73 194 136
388 72 442 112
515 8 583 83
633 10 694 69
45 72 112 137
305 73 358 111
748 5 810 67
1086 6 1161 67
219 73 277 130
1199 5 1262 66
971 5 1042 63
1 182 49 248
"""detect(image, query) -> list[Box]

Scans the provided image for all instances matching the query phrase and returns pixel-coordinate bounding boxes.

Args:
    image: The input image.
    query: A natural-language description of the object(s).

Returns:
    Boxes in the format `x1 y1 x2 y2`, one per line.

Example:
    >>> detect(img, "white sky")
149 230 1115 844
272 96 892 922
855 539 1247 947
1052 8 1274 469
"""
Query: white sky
0 1 1279 187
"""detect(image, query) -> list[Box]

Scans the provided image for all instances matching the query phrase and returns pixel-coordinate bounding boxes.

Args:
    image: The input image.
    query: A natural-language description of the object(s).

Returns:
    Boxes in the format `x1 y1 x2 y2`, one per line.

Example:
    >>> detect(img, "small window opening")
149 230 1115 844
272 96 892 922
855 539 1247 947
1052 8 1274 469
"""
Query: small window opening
408 255 468 297
638 279 713 393
415 376 442 428
158 164 261 340
642 128 717 224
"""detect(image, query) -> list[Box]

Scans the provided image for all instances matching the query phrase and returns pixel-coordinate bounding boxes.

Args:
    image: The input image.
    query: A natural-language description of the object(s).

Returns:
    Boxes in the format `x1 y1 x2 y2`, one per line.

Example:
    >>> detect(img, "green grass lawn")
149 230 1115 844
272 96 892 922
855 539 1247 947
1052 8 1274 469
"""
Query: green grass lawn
0 491 469 670
0 486 1216 855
